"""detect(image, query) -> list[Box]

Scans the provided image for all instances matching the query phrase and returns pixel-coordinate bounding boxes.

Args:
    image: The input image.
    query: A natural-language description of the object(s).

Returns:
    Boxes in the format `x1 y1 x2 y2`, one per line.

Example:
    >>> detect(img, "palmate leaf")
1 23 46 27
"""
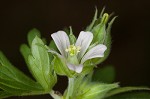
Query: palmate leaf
28 36 57 91
21 29 57 92
0 51 44 96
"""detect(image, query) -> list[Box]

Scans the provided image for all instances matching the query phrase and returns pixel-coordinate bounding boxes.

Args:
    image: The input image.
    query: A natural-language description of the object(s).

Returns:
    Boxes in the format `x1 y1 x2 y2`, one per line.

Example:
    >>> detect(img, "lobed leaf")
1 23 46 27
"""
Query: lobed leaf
0 51 44 95
27 28 41 47
28 36 57 91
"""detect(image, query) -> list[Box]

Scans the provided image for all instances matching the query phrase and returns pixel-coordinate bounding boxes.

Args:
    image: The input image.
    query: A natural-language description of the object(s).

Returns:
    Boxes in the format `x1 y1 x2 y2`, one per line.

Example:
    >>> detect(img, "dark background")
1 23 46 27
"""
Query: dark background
0 0 150 99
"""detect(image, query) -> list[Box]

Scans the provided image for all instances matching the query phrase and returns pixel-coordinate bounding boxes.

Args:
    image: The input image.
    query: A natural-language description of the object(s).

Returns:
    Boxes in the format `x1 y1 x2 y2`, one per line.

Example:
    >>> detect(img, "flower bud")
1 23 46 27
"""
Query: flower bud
85 9 117 65
101 13 109 24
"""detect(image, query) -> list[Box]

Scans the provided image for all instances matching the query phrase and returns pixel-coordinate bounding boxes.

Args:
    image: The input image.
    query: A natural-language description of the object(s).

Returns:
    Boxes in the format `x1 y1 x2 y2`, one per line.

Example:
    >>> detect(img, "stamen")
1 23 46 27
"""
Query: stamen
65 44 81 56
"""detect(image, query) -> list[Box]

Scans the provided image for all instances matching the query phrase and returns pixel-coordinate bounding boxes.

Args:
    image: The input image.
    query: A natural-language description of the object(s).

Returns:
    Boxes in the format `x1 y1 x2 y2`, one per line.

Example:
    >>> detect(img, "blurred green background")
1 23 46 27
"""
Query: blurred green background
0 0 150 99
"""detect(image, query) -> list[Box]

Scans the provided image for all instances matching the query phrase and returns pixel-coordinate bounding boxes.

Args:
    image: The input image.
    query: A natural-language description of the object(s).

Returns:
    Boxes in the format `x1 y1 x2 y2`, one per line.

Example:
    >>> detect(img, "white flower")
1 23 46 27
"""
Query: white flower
49 31 107 73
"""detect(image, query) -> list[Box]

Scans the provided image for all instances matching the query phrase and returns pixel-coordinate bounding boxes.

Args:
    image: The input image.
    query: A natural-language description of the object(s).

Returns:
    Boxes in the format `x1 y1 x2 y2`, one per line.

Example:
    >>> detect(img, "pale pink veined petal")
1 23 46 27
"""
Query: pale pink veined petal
51 31 70 58
75 31 93 60
81 44 107 64
67 63 83 73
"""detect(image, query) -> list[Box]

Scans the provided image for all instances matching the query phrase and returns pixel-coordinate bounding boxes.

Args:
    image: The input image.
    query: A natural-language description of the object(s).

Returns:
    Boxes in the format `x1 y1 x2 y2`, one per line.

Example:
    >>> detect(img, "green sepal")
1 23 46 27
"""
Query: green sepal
28 36 57 91
81 65 94 75
63 27 70 35
27 28 41 47
91 23 106 44
81 60 95 75
51 54 75 77
69 27 76 44
90 16 117 65
91 12 109 44
104 16 117 45
85 8 117 65
93 7 106 27
99 7 106 19
86 8 98 31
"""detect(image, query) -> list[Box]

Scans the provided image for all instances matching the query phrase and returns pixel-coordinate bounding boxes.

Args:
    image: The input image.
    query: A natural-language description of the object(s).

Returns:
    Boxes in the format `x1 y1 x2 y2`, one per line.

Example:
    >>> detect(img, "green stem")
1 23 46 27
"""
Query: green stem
66 77 75 99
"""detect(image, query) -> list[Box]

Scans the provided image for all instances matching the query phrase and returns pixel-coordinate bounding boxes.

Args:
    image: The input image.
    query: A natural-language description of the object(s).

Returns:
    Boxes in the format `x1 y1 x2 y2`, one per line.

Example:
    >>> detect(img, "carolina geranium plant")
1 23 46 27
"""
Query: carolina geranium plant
0 8 150 99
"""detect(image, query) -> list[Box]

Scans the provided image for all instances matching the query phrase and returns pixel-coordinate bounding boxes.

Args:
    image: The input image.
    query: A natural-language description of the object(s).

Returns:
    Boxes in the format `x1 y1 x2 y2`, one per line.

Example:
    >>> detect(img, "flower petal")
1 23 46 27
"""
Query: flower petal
51 31 70 57
75 31 93 60
81 44 107 64
67 63 83 73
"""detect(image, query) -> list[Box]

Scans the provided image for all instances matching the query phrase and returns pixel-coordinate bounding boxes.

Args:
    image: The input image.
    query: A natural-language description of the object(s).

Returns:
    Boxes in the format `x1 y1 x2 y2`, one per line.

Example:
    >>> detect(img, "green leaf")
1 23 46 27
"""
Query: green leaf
0 90 12 99
105 86 150 98
0 51 44 95
28 36 57 91
20 44 31 67
92 66 115 83
27 28 41 47
106 91 150 99
77 83 118 99
66 73 119 99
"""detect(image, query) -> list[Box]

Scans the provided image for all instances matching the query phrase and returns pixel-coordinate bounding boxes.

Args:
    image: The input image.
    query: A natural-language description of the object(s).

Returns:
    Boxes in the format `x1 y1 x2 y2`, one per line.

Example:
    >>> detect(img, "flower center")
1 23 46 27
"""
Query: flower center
65 44 81 56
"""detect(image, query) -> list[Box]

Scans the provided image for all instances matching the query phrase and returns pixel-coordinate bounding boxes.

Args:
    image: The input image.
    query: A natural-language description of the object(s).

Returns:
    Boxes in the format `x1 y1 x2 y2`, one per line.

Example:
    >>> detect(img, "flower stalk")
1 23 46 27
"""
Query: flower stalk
65 77 75 99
